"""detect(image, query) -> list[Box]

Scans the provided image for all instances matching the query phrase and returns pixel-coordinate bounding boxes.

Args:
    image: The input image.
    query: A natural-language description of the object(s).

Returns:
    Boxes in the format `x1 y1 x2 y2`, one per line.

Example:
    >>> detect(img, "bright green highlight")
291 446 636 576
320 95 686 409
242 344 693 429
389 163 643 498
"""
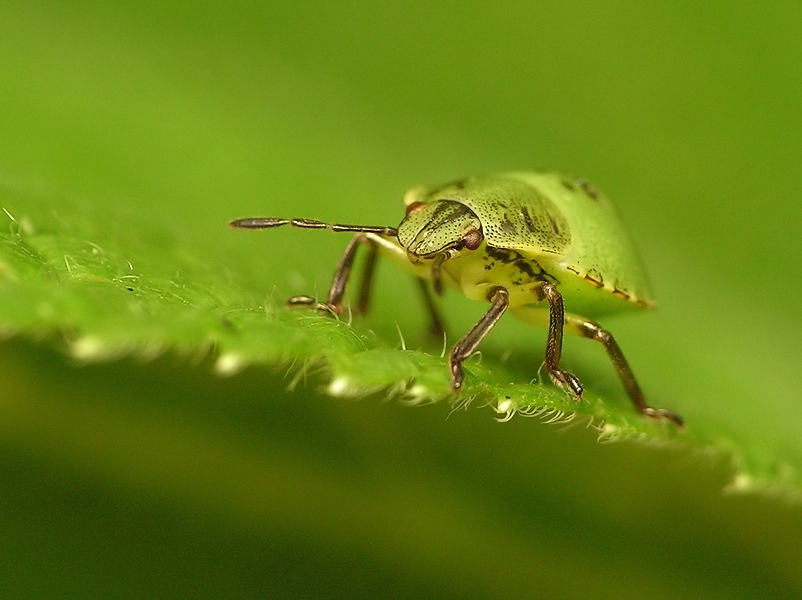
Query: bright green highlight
1 0 802 597
0 179 794 491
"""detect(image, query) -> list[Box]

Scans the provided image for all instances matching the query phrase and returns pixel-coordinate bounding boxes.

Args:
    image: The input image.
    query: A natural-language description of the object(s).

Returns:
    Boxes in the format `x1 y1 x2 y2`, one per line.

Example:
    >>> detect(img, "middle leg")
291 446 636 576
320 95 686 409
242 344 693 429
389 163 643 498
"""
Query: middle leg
538 282 584 399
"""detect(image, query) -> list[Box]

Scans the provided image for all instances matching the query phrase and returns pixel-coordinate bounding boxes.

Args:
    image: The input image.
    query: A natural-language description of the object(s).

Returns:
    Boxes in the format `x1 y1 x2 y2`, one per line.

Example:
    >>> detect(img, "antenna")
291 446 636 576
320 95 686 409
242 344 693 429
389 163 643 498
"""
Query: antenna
229 217 397 237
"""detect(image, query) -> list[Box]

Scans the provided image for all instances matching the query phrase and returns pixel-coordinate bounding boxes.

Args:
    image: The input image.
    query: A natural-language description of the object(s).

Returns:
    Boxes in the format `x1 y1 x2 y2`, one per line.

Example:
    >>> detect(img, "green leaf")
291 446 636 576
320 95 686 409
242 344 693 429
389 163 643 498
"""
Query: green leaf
1 179 799 501
2 1 802 596
0 183 660 427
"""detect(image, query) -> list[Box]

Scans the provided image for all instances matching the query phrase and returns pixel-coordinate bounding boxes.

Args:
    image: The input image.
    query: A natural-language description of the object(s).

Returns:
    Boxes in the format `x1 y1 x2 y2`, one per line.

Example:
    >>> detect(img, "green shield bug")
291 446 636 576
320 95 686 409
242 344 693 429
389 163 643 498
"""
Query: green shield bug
231 172 683 427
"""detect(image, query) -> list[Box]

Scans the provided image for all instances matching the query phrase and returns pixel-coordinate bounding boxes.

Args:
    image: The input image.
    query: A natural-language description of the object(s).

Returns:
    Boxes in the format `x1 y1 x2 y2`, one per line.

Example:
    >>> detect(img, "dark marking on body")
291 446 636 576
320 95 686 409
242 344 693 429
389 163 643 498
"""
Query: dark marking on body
428 202 453 223
562 179 576 191
514 258 539 280
584 269 604 288
577 178 599 200
521 207 537 233
584 275 604 288
425 201 476 233
548 215 562 235
485 246 557 285
500 214 517 235
485 246 514 263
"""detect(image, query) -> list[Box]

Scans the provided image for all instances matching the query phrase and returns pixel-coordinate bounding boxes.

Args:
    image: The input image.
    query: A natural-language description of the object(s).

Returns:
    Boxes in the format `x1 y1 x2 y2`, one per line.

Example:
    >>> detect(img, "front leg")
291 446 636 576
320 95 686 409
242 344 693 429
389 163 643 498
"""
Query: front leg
450 287 509 390
288 233 375 314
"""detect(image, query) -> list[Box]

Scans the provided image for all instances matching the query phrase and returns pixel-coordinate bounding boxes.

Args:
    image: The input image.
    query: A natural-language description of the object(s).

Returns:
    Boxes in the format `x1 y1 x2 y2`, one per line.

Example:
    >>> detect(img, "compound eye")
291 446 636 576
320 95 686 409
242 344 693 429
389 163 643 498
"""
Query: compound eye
405 201 426 213
462 228 483 250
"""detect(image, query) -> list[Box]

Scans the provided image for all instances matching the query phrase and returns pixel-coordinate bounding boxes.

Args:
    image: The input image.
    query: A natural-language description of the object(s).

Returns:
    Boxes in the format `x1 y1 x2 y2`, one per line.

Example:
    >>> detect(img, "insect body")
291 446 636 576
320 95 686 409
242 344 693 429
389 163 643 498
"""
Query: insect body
231 172 683 427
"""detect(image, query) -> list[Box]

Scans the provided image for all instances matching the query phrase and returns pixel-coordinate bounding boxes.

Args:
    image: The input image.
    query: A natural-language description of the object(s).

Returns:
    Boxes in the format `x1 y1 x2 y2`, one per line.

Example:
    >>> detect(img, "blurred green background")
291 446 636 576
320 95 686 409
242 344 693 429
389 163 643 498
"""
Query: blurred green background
1 1 801 598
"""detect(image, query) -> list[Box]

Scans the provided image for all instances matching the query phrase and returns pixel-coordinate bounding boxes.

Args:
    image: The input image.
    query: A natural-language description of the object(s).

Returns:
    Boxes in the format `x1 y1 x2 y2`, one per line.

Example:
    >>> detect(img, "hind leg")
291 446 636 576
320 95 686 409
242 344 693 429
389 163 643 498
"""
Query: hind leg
562 313 683 427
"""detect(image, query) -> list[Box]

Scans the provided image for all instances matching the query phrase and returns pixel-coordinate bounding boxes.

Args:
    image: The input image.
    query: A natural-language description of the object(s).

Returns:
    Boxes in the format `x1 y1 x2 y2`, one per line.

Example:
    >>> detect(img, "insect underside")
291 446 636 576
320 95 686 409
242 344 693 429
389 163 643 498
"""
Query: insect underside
230 172 683 428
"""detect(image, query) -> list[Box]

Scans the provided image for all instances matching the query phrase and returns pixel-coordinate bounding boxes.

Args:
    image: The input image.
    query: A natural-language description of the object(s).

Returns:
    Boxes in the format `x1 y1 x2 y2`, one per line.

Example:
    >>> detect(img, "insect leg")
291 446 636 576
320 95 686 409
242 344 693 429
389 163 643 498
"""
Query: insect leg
349 232 445 333
539 282 585 399
356 242 379 314
450 287 509 390
354 239 446 334
288 233 376 314
563 315 684 428
416 278 447 337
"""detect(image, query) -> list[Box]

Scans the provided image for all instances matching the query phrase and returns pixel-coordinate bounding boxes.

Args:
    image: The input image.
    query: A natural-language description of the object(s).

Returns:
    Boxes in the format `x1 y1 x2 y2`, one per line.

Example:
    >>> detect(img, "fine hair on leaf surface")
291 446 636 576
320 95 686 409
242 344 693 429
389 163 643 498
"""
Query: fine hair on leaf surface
0 181 800 502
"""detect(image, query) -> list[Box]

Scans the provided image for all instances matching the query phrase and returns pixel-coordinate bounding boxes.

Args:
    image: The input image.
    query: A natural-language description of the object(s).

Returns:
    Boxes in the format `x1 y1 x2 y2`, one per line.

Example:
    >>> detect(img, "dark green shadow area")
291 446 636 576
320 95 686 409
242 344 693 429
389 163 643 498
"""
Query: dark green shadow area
0 339 800 599
0 449 453 600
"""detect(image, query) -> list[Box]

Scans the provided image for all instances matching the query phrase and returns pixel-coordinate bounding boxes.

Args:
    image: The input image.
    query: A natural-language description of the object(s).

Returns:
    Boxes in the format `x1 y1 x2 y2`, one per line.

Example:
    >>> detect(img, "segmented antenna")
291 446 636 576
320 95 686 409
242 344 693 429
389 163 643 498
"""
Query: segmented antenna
229 217 397 237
